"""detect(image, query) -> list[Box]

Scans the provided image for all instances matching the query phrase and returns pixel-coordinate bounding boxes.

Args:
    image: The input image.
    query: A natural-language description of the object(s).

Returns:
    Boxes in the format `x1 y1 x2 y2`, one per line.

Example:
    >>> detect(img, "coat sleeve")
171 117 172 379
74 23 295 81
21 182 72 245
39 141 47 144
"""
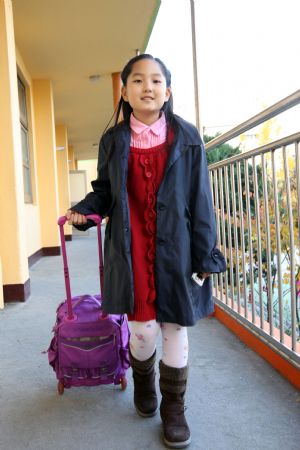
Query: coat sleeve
190 139 226 274
70 133 112 229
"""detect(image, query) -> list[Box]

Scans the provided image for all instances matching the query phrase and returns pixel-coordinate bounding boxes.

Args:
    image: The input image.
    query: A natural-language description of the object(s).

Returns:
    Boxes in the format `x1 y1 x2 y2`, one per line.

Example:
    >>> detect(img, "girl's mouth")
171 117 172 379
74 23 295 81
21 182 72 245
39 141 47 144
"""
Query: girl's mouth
141 96 154 100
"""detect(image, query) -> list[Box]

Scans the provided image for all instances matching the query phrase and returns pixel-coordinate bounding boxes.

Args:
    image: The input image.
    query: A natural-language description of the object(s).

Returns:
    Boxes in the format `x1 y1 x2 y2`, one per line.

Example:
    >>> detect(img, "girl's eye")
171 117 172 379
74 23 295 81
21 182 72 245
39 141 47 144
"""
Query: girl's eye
153 80 162 84
133 79 142 83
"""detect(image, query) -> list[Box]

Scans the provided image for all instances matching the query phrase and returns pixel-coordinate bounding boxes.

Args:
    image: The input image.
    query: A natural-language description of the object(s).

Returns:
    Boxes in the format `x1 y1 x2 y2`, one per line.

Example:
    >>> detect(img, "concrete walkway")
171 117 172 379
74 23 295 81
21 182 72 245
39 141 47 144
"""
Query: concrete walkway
1 229 299 450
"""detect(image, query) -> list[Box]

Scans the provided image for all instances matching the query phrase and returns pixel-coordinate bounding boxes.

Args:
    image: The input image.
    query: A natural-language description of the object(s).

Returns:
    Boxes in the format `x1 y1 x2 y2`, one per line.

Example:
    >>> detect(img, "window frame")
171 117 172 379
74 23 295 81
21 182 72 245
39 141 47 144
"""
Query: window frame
18 76 33 204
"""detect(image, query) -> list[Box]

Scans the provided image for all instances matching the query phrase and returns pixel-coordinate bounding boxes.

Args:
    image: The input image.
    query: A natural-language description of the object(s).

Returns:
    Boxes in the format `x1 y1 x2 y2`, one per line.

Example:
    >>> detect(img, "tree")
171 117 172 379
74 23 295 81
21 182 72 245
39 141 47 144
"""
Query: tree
208 123 299 340
204 133 241 165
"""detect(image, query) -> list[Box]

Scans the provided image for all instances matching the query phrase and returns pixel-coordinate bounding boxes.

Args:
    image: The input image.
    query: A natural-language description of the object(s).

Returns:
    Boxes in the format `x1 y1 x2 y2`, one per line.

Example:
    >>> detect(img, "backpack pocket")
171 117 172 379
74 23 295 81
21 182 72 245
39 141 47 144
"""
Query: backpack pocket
58 333 119 375
47 336 58 370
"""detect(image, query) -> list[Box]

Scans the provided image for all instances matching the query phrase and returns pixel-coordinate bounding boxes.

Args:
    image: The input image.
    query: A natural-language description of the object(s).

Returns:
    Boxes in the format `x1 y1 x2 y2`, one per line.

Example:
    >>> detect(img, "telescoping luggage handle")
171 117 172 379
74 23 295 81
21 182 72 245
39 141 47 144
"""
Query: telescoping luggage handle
57 214 104 321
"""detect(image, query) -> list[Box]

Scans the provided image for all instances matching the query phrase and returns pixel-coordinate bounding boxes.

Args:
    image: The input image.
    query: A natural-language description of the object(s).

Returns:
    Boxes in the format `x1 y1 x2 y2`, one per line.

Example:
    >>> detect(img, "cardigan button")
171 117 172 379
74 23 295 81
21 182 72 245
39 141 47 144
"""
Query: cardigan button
145 171 152 178
144 158 150 164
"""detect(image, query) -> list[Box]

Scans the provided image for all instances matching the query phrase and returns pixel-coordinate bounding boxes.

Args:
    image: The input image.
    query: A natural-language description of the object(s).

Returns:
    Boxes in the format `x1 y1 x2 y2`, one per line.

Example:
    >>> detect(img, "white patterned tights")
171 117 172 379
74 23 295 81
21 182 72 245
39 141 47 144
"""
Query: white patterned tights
129 320 188 368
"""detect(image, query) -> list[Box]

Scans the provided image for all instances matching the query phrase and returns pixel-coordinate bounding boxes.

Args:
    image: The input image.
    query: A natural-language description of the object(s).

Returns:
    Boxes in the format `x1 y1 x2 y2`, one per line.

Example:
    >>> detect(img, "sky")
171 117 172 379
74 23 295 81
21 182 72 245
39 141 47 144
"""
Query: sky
146 0 300 140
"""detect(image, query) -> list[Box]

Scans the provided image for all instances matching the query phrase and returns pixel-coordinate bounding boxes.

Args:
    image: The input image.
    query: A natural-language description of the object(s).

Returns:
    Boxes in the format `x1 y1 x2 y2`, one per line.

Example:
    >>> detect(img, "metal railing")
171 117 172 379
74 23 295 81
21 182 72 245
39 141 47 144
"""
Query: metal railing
207 90 300 369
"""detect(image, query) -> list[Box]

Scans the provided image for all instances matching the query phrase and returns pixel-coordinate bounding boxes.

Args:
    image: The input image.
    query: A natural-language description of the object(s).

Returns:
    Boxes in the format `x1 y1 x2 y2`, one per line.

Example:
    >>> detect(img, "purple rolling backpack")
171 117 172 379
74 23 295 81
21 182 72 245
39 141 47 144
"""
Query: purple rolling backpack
47 214 130 395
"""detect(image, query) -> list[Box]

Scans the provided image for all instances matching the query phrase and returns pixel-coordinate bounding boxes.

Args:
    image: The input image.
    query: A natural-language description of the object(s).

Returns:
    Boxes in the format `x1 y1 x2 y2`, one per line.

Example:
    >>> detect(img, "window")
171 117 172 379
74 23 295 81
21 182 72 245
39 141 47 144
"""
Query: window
18 77 32 203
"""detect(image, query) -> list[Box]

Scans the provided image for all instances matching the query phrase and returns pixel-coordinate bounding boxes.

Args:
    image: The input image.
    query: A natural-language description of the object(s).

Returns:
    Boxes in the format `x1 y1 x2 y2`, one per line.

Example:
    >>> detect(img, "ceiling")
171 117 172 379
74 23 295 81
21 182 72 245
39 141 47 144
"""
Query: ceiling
12 0 160 160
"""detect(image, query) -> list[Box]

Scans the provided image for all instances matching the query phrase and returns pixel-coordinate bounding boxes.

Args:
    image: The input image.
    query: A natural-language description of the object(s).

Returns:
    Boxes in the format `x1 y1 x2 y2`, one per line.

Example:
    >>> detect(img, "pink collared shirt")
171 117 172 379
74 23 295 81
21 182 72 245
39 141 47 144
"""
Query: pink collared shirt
130 113 167 149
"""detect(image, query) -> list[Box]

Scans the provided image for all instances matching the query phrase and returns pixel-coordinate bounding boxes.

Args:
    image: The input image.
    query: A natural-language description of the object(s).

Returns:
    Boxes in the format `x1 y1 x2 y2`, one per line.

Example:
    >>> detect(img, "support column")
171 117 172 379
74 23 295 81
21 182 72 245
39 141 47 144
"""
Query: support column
0 257 4 309
68 145 75 170
32 79 60 255
111 71 122 111
55 125 72 239
0 0 30 302
190 0 202 136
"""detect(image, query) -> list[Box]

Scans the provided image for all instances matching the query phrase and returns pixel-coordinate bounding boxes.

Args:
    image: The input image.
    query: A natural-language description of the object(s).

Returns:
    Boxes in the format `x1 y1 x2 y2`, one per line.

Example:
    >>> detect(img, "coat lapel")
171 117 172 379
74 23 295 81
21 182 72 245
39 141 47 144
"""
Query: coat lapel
164 125 189 174
114 124 130 157
113 117 194 181
113 123 131 182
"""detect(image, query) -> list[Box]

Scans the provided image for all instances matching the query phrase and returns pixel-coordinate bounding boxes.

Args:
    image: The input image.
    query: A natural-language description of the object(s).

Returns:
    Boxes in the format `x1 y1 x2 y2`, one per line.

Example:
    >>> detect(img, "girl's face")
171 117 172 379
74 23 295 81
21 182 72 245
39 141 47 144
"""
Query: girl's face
121 58 171 125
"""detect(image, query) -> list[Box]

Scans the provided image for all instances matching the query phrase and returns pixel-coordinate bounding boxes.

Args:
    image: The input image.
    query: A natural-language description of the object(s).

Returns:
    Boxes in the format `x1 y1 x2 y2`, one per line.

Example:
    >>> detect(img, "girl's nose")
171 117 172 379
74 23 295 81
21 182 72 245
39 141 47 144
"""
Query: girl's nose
143 83 152 92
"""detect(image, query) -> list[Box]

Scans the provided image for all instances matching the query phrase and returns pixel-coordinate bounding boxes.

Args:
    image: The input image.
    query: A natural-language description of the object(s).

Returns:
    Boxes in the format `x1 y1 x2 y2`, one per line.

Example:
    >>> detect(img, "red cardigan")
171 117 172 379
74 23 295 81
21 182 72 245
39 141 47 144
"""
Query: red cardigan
126 140 170 321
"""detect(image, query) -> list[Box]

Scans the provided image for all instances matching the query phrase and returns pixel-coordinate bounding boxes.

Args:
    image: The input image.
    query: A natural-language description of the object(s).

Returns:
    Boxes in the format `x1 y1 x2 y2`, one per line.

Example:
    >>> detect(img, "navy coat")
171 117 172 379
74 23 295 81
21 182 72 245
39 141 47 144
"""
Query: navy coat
73 115 226 326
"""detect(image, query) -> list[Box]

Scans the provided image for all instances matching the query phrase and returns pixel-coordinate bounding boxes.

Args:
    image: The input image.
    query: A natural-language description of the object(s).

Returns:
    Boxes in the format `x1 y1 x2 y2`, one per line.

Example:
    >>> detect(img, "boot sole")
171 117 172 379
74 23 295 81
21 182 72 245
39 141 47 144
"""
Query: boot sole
135 406 158 418
163 436 191 449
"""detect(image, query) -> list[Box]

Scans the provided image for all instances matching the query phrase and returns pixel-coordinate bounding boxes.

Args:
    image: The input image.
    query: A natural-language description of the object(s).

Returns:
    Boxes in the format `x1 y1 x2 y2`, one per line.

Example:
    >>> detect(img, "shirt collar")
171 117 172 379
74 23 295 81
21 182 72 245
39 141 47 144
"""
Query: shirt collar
130 112 166 136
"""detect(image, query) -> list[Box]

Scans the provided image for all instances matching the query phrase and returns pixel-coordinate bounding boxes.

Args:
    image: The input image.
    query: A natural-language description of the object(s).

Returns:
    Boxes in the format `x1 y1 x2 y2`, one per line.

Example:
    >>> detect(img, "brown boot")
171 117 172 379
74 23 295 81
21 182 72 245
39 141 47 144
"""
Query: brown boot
159 360 191 448
129 349 158 417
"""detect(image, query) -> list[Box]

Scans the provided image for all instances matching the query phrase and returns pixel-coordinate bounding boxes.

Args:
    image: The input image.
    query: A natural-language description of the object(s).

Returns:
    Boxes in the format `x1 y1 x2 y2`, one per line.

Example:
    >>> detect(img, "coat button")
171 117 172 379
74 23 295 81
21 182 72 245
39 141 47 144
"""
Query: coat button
124 226 129 232
158 204 166 211
157 238 165 245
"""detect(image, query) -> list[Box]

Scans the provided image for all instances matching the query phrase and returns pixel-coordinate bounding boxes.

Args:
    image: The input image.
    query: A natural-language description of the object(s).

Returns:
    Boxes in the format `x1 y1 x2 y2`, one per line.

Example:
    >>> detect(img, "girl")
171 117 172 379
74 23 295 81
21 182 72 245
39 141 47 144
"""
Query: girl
66 54 226 449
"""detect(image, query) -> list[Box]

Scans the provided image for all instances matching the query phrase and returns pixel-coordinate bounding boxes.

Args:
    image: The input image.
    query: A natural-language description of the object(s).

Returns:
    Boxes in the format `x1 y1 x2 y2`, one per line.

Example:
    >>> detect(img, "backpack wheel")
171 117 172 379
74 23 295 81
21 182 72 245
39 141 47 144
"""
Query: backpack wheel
57 380 65 395
120 376 127 390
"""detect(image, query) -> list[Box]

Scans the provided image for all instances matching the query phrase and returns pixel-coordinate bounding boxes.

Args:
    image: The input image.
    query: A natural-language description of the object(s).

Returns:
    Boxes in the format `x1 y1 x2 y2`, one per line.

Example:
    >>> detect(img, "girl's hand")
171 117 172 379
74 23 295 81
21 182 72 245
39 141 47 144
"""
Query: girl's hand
65 209 87 225
198 272 211 280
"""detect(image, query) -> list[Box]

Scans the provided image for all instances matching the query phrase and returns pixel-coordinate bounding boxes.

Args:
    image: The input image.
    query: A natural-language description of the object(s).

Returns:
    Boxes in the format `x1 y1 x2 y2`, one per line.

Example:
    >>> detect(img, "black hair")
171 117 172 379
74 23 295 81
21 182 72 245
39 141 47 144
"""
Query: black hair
113 53 174 127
